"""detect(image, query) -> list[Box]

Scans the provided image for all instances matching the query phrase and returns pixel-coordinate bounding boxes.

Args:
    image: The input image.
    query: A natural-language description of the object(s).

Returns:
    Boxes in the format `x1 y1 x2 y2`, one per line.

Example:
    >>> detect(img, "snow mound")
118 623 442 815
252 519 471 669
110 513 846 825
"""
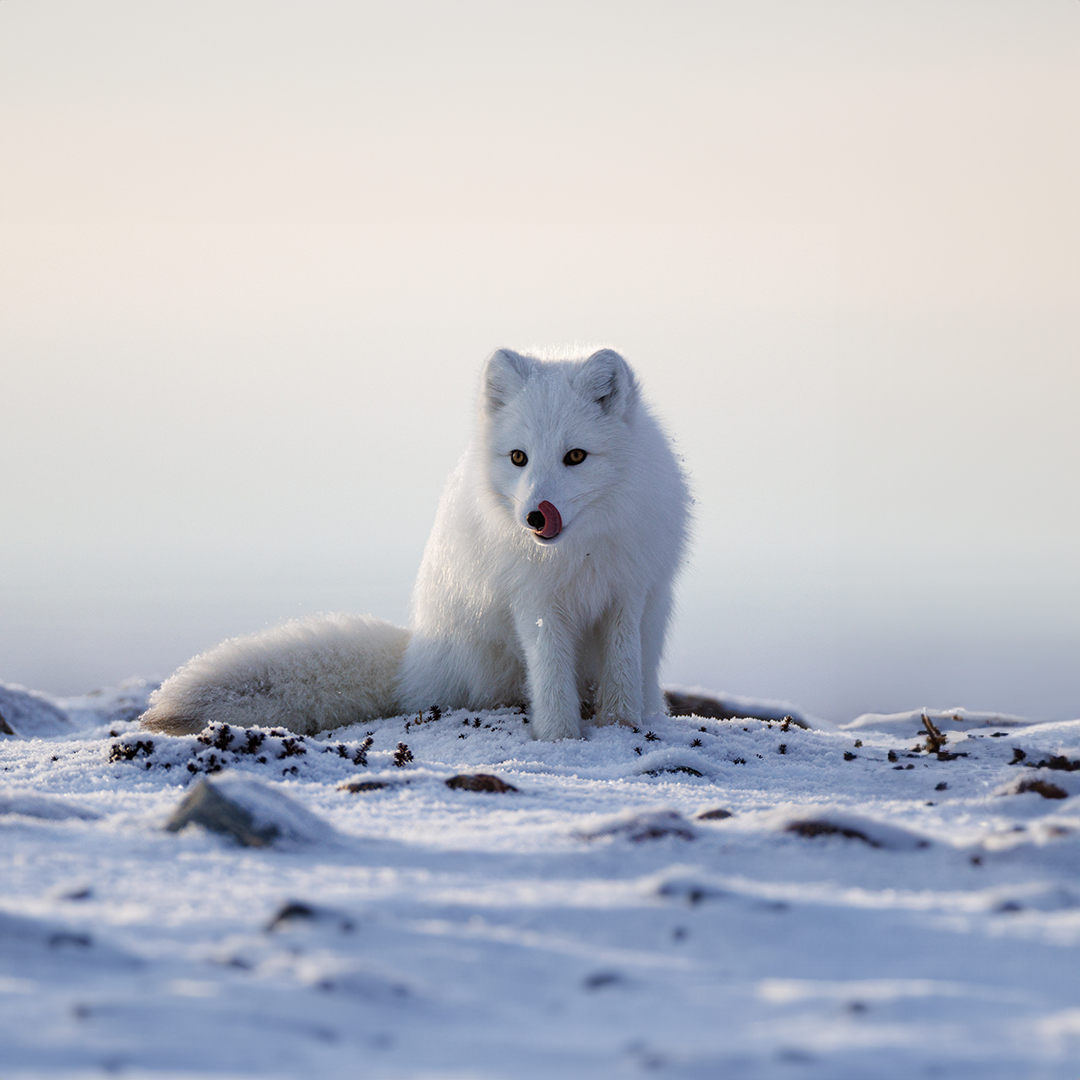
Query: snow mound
842 705 1048 733
0 790 100 820
0 683 74 738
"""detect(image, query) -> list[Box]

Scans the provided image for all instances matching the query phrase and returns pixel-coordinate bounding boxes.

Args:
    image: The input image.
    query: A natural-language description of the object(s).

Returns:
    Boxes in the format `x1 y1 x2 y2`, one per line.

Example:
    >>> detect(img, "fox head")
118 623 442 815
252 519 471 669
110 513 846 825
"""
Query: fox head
480 348 640 545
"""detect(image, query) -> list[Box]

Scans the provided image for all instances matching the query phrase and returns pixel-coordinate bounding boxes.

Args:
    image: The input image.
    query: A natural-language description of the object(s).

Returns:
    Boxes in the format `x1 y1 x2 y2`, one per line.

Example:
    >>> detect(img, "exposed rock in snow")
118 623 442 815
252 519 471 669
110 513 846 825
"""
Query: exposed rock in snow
164 772 334 848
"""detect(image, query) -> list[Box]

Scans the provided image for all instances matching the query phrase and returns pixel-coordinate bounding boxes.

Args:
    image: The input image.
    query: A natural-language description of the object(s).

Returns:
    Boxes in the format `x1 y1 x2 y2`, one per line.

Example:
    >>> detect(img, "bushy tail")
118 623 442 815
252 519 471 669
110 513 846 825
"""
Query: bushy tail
139 614 411 736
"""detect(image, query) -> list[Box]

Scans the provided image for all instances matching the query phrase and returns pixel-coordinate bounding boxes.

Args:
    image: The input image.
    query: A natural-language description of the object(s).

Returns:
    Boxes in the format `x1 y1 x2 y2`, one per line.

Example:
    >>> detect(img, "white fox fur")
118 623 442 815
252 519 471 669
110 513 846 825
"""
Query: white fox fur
141 347 691 740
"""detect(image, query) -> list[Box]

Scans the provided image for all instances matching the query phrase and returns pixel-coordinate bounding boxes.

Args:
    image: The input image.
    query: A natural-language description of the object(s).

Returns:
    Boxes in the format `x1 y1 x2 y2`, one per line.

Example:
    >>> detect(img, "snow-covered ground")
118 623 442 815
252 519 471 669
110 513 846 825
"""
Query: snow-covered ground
1 680 1078 1080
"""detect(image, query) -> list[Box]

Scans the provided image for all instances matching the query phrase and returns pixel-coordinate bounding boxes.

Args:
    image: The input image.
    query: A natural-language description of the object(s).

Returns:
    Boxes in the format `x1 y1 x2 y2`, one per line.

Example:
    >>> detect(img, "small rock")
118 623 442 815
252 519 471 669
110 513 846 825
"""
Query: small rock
655 876 730 904
1001 777 1069 800
578 810 695 843
166 779 279 847
445 773 518 793
265 900 356 933
787 819 880 846
165 774 332 847
782 813 930 850
1033 755 1080 772
339 780 394 793
642 764 704 777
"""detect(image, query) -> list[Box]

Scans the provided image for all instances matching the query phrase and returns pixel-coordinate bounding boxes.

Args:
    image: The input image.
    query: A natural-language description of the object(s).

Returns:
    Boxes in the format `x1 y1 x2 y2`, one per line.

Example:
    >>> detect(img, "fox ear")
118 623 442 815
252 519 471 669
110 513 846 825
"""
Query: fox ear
483 349 533 414
578 349 638 417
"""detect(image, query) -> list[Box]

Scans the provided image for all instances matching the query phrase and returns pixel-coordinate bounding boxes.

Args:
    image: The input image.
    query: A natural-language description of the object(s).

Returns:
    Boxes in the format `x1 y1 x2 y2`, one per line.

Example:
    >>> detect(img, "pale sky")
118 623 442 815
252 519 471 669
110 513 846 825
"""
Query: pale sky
2 0 1078 720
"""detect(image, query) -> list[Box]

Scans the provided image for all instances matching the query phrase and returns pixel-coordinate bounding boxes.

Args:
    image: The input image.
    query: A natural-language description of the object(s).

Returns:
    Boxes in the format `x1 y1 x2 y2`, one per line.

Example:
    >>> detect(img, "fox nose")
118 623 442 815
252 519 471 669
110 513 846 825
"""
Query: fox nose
527 501 562 538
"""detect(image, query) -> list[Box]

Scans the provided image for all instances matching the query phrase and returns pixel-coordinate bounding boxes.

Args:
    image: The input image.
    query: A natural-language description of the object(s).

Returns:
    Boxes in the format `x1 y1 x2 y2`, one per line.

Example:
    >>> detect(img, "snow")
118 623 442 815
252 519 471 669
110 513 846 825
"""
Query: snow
1 680 1078 1079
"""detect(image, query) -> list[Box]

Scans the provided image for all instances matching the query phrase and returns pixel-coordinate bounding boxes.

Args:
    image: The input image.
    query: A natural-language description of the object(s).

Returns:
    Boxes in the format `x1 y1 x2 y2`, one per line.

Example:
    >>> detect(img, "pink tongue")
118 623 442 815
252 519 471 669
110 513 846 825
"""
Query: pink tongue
536 500 562 538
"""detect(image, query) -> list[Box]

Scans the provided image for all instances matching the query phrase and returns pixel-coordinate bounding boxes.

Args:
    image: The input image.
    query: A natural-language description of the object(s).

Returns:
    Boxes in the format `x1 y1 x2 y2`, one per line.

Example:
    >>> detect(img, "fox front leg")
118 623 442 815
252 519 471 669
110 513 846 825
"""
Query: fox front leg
593 601 645 729
638 584 674 720
514 609 582 740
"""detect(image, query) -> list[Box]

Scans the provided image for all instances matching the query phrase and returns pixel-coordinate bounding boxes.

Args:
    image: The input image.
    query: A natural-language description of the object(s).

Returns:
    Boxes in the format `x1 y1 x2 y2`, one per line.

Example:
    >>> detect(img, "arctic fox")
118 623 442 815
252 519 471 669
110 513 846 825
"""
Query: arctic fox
140 347 691 741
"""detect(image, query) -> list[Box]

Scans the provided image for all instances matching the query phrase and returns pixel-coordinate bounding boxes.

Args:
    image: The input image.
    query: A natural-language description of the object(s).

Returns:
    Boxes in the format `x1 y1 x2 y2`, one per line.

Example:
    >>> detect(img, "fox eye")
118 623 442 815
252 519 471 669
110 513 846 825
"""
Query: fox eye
563 448 587 466
510 450 528 467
